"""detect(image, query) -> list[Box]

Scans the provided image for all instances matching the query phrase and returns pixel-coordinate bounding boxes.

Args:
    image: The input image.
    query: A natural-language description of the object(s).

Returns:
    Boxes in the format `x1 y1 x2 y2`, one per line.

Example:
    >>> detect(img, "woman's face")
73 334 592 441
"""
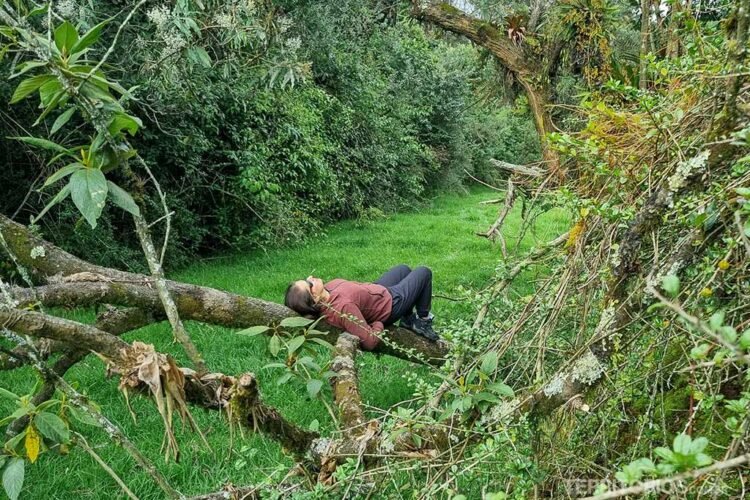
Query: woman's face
295 276 326 302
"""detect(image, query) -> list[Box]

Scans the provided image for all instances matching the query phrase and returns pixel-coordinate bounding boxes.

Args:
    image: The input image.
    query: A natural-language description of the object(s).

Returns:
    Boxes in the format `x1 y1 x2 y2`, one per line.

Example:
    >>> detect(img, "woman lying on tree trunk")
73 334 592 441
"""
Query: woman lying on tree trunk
284 264 439 350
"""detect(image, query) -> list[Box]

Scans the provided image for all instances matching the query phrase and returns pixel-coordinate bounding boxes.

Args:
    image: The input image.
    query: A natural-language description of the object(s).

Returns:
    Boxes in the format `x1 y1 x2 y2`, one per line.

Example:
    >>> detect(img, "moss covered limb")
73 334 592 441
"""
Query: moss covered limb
411 2 531 76
331 333 366 434
2 306 319 457
5 307 156 437
0 307 131 359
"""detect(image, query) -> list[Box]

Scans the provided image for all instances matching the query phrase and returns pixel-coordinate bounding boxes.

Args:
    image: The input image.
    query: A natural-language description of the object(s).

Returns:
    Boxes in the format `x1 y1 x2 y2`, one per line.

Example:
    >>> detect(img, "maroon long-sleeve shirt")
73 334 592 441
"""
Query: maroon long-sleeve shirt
320 279 393 350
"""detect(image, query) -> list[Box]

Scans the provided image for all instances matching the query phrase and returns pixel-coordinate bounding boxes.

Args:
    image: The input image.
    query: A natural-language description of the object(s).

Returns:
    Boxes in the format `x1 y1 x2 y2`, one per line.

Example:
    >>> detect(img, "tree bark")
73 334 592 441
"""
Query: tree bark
331 334 367 435
227 373 320 457
6 307 155 437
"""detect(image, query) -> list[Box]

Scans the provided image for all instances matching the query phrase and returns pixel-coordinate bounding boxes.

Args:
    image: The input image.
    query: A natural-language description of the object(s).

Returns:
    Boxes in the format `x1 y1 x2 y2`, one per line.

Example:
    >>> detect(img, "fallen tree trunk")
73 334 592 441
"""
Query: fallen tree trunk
0 214 450 365
2 306 446 465
489 159 545 178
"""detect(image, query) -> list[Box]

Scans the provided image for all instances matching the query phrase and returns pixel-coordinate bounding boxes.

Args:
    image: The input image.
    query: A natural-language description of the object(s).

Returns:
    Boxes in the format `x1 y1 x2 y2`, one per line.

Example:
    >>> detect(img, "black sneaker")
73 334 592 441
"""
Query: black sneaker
399 312 416 330
410 315 439 341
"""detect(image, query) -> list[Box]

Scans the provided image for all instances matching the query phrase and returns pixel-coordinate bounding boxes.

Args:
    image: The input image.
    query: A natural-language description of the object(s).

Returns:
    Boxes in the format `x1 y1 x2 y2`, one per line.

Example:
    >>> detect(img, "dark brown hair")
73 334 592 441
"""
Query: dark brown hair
284 281 320 318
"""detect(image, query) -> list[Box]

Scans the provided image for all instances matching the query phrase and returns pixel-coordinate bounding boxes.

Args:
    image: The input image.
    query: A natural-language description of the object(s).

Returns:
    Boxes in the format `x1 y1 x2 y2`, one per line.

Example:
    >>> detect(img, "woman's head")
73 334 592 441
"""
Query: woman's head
284 276 327 317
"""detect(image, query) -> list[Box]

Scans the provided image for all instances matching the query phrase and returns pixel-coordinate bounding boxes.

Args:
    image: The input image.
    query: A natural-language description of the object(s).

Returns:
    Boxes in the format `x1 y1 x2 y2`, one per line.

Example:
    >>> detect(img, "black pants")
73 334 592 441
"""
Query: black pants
374 264 432 325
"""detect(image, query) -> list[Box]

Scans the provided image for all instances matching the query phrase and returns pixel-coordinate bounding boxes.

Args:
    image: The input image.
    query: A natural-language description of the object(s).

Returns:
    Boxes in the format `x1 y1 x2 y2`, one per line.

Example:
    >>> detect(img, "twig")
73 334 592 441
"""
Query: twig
75 432 140 500
462 168 504 192
582 453 750 499
478 179 516 258
80 1 148 87
138 158 172 267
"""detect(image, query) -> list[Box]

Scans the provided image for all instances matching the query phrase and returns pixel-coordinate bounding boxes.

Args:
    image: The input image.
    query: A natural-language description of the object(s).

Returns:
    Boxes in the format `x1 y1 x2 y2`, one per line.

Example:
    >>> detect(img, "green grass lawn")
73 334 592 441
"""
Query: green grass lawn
0 187 568 499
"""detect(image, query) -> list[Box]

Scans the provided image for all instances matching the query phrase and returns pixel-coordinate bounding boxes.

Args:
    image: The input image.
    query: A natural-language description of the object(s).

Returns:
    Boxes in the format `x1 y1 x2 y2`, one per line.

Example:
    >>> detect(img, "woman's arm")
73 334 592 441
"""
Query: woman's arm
334 303 382 350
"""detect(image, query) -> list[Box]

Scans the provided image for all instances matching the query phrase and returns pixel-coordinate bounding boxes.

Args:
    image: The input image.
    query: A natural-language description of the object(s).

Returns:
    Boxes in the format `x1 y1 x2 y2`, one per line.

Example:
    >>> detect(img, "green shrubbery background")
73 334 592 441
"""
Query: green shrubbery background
0 0 539 271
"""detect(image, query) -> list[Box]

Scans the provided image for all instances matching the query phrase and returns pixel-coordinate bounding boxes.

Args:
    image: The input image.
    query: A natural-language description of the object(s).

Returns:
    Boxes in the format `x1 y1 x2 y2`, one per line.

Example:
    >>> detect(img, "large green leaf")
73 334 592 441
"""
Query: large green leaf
50 107 76 135
33 89 67 125
237 325 271 337
80 81 113 102
108 112 142 137
10 74 54 103
43 163 84 188
269 335 281 357
9 60 48 79
3 430 26 456
11 136 71 155
287 336 306 354
28 4 49 17
279 317 314 328
487 382 514 398
54 21 79 54
38 79 63 107
187 46 212 68
306 379 323 398
71 19 108 54
673 433 691 455
34 412 70 444
2 458 24 500
480 351 498 375
307 337 334 350
0 387 20 401
70 169 108 229
107 181 140 216
33 184 71 223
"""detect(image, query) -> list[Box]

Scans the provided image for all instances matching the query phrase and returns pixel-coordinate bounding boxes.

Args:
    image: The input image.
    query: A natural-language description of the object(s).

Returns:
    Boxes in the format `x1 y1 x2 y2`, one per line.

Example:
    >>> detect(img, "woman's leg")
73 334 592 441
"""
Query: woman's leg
387 266 432 321
374 264 411 288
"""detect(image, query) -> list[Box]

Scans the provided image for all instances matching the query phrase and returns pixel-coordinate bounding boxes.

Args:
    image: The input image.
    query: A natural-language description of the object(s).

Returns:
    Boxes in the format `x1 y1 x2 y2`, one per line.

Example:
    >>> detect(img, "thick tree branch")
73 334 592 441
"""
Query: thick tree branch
227 373 319 457
411 2 534 76
6 307 155 436
331 333 367 435
490 159 545 178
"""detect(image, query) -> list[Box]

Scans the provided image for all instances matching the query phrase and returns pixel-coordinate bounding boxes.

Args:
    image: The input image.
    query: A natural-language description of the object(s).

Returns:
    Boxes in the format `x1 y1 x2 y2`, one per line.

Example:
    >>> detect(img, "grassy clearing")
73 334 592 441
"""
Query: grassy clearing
1 188 568 498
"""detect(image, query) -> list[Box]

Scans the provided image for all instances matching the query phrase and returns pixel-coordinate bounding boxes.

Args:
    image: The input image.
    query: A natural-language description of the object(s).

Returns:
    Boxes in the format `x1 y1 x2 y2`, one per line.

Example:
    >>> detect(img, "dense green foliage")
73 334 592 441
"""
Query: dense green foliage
0 0 538 270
